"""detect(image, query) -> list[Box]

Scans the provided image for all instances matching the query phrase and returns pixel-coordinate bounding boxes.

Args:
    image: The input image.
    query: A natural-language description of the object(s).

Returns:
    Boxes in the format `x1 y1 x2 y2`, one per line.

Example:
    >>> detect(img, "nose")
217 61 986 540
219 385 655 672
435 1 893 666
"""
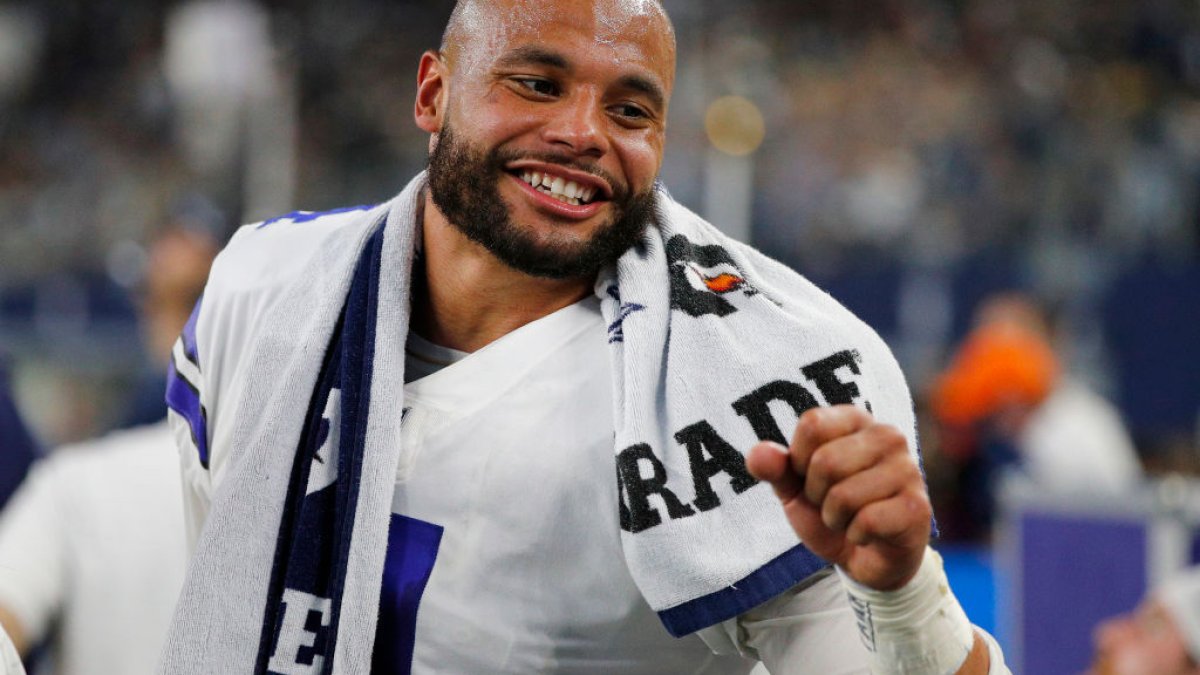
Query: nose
541 91 610 158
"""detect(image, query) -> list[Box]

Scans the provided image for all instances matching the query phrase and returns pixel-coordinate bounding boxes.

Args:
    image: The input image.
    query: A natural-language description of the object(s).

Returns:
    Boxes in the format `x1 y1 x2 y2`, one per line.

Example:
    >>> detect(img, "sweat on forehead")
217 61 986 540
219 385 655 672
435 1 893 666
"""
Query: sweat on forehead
439 0 675 60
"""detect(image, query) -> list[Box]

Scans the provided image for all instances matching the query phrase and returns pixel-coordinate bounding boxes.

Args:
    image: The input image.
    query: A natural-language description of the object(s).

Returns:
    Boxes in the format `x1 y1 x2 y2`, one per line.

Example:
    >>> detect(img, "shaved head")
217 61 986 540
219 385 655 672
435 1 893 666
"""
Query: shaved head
440 0 676 71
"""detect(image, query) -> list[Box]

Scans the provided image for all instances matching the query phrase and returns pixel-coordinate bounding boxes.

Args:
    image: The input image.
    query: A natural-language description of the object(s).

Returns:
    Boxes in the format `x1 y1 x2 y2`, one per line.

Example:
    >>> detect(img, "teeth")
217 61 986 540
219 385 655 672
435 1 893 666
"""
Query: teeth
517 170 599 205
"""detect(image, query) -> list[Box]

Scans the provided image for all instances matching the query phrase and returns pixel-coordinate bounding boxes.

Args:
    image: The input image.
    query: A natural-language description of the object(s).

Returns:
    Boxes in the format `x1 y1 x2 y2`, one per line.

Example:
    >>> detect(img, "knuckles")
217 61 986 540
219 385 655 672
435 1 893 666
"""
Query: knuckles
801 420 912 484
897 488 933 523
821 483 853 528
862 422 907 454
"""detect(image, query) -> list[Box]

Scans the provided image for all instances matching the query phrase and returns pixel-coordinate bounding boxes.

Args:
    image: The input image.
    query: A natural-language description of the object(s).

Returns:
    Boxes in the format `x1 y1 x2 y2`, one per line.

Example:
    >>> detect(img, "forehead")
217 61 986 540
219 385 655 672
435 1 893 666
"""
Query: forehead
453 0 675 88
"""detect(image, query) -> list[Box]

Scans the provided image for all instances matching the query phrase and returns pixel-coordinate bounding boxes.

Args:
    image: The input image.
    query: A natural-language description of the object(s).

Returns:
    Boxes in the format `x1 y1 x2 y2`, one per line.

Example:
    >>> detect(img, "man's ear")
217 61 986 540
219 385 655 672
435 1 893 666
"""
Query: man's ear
415 51 448 134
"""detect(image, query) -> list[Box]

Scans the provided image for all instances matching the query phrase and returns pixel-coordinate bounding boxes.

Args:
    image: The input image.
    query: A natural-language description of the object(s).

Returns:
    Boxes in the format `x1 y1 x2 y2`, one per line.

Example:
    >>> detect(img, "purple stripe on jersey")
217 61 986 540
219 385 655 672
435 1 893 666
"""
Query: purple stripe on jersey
180 295 203 367
166 359 209 467
372 514 444 674
657 543 828 637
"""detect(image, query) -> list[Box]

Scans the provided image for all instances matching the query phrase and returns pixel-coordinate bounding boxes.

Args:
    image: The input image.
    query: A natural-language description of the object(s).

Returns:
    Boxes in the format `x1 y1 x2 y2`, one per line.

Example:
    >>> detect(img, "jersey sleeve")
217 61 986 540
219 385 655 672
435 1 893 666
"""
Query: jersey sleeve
164 219 331 550
696 570 872 673
0 459 68 645
166 296 215 552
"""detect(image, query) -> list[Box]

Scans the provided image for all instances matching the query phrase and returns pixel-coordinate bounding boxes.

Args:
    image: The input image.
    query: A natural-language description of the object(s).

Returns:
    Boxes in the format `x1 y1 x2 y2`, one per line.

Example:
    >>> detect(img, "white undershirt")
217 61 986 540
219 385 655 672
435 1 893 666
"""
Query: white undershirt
404 331 469 383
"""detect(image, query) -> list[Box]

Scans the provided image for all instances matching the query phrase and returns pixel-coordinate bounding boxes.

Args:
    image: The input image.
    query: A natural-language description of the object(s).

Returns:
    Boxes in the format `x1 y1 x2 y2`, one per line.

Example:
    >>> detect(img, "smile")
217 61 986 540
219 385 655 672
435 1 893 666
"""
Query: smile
517 170 599 206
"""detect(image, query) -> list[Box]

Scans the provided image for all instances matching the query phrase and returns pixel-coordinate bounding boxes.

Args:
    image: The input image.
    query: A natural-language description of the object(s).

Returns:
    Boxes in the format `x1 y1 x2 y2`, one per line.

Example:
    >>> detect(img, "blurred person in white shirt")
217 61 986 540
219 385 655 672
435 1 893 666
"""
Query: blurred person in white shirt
0 224 215 674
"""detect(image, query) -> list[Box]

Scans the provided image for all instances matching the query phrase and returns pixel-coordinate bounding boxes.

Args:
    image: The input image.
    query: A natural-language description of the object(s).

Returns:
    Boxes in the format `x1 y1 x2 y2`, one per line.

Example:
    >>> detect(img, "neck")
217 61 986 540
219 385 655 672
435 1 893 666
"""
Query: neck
411 192 593 353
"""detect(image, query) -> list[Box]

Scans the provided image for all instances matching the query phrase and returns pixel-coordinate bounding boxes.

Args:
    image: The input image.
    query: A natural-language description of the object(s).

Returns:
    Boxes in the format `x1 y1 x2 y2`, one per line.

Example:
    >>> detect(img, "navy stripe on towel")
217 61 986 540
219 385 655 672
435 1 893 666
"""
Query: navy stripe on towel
657 543 828 637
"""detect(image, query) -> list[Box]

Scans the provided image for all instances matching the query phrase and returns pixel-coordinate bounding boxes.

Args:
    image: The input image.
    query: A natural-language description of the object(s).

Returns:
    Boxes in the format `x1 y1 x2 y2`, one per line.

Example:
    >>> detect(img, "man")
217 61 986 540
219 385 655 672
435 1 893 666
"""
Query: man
0 225 215 675
1090 569 1200 675
162 1 1007 673
931 293 1141 538
0 224 213 672
0 424 187 675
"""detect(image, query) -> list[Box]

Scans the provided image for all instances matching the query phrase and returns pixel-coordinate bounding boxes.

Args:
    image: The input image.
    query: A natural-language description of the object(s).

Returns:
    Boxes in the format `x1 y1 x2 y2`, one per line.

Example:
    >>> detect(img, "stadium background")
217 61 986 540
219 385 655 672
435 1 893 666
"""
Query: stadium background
0 0 1198 671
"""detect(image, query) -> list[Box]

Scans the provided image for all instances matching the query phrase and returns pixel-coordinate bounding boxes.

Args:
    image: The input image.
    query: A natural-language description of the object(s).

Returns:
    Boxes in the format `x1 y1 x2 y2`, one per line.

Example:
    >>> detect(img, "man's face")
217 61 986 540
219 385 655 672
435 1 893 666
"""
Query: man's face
1090 600 1200 675
422 0 675 279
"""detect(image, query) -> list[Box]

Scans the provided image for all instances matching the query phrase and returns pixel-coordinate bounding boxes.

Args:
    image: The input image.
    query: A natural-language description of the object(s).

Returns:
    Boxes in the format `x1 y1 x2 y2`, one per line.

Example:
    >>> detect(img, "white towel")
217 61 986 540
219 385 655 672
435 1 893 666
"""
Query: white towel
161 172 918 673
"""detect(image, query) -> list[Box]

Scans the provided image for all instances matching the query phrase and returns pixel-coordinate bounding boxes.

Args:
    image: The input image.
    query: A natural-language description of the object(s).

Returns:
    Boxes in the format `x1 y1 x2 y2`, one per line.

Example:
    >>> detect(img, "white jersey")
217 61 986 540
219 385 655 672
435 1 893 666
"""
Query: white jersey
177 264 871 672
0 422 187 675
174 215 1008 674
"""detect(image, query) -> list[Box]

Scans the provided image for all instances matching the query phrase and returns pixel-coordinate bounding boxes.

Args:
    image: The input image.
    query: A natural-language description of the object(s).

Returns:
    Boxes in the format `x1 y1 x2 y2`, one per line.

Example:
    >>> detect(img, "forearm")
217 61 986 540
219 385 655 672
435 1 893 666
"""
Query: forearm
957 632 991 674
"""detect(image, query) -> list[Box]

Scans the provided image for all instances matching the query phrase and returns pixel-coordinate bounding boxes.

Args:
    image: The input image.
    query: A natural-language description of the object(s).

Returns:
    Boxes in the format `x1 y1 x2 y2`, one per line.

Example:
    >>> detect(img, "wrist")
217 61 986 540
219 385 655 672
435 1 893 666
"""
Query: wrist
836 547 975 675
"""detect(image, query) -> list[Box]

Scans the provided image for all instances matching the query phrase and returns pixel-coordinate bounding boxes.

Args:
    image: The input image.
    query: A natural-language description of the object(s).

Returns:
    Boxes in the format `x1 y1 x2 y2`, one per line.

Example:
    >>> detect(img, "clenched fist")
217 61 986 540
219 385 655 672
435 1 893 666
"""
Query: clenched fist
746 404 932 591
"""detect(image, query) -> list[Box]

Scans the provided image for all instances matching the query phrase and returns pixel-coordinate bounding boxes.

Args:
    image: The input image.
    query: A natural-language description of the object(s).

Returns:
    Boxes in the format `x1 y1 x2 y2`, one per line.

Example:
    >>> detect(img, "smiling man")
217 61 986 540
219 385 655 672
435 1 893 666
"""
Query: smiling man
161 1 1007 673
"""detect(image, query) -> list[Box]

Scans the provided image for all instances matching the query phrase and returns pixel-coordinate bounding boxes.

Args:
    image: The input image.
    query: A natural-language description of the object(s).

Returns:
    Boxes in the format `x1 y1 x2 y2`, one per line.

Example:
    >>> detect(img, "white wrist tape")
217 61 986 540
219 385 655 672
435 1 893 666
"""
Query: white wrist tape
836 547 975 675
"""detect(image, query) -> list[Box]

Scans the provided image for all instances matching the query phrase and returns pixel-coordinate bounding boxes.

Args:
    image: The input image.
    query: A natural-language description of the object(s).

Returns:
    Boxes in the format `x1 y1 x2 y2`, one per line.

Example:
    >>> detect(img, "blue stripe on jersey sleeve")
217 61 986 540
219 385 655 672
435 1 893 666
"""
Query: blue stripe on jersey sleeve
166 358 210 468
166 296 209 467
657 543 829 637
180 295 202 367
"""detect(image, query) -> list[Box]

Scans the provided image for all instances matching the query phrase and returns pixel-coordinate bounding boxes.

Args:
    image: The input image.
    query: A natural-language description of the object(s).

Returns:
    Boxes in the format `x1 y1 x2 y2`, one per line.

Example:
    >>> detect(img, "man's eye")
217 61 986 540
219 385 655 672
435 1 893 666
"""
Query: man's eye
611 103 650 120
515 78 558 96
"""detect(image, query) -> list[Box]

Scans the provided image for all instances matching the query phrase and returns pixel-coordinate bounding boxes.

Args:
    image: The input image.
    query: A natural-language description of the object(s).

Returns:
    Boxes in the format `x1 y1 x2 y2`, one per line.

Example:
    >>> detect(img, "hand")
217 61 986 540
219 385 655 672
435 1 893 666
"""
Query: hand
746 405 932 591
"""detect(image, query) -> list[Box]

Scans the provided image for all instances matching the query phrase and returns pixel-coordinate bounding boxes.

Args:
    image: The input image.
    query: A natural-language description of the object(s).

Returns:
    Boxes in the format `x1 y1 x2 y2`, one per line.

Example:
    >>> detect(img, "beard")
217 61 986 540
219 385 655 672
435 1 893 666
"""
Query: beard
426 122 657 280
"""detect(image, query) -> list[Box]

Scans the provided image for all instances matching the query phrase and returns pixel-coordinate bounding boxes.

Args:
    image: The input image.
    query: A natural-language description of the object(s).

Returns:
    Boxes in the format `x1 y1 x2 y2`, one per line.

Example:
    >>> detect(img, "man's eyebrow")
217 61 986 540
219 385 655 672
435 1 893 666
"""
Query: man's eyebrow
496 46 570 70
616 74 666 111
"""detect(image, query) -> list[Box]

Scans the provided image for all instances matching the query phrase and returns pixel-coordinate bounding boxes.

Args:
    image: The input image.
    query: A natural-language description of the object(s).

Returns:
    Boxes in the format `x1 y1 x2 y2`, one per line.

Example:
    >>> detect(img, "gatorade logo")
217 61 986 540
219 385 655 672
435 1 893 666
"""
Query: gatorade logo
665 235 758 318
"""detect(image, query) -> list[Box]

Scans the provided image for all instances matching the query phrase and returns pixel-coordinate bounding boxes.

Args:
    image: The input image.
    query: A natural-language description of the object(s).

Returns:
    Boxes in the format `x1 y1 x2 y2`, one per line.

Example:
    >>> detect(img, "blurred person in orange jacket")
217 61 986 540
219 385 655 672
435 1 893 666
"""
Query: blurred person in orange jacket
931 293 1142 538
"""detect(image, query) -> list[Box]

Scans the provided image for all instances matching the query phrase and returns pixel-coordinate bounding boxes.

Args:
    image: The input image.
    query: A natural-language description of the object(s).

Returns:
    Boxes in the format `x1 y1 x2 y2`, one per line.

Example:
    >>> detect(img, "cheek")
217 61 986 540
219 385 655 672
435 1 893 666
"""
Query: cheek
616 132 665 190
453 88 538 142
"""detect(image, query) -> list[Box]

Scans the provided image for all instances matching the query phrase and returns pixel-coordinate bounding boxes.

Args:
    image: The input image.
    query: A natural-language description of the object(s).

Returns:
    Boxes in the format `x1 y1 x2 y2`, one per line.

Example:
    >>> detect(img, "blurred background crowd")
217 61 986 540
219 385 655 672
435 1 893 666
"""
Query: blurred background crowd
1 0 1200 671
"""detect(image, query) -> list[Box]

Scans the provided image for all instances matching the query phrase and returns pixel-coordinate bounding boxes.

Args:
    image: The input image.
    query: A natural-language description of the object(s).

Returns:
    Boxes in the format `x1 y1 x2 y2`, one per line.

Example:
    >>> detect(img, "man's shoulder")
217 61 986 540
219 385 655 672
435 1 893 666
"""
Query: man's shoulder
655 192 884 345
210 202 388 296
45 422 175 481
189 201 393 430
8 422 175 514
